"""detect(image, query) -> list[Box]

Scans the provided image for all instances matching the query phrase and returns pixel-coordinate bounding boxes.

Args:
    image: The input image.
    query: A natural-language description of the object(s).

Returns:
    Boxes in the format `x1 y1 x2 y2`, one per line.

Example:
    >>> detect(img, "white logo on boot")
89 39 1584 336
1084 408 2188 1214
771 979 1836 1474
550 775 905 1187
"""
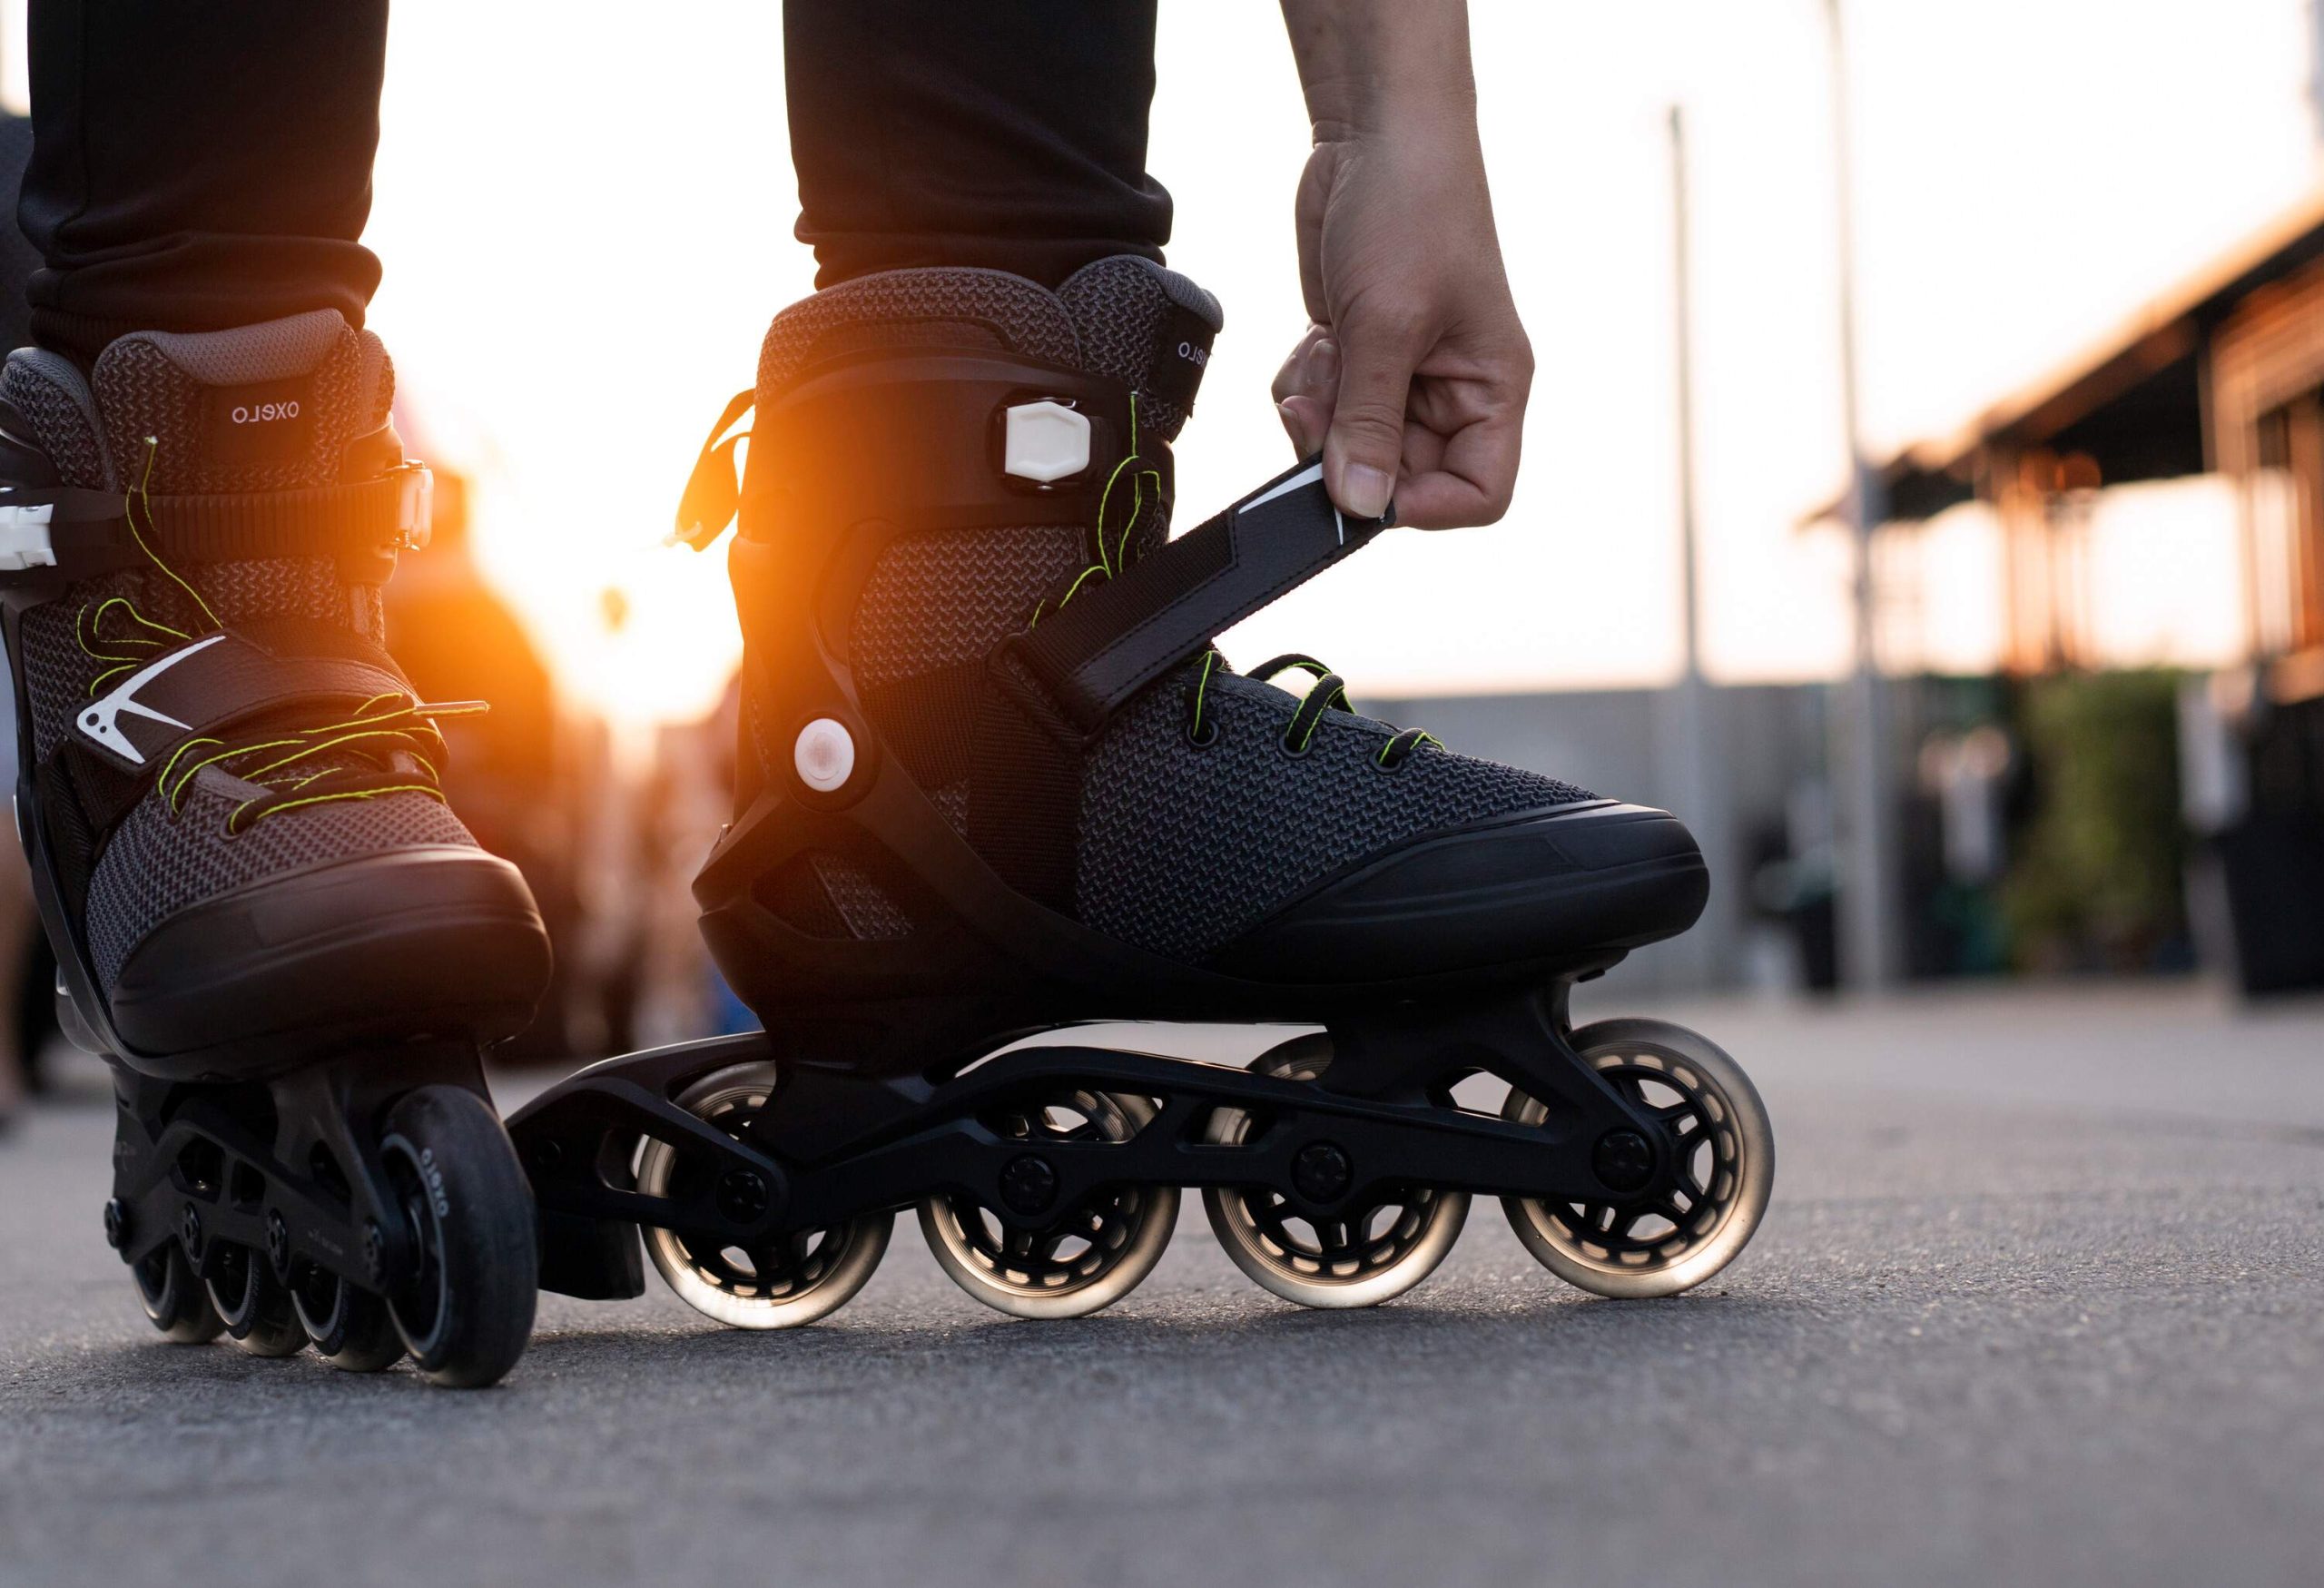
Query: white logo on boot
77 634 226 764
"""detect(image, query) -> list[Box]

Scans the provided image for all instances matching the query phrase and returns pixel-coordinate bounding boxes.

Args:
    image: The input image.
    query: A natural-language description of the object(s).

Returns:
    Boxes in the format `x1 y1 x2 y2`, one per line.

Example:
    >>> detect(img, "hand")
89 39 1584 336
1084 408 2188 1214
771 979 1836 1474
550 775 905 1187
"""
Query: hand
1271 132 1532 529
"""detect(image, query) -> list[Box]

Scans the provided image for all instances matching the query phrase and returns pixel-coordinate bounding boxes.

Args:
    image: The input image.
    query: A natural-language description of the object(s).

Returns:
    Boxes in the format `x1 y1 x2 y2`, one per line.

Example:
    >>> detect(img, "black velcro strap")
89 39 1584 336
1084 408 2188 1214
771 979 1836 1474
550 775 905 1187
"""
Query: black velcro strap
139 467 429 560
1007 457 1389 741
741 353 1133 538
0 466 428 586
72 625 414 774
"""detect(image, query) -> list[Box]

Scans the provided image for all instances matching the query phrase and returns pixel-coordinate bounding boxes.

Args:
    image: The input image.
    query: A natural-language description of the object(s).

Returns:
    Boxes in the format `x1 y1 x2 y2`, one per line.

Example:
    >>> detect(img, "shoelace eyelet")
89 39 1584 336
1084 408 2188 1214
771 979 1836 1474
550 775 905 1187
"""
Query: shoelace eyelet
1187 719 1220 750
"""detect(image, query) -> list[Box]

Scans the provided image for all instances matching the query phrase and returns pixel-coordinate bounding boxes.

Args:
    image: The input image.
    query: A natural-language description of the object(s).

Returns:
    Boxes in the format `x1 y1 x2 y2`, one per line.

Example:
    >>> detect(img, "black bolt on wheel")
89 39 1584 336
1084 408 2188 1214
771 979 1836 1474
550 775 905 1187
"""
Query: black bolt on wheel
379 1084 537 1388
361 1218 389 1287
639 1062 891 1330
264 1209 292 1280
205 1241 307 1357
921 1089 1177 1320
132 1240 225 1345
1502 1019 1774 1299
999 1155 1059 1216
1591 1129 1655 1194
1203 1034 1468 1310
716 1169 772 1223
103 1198 129 1251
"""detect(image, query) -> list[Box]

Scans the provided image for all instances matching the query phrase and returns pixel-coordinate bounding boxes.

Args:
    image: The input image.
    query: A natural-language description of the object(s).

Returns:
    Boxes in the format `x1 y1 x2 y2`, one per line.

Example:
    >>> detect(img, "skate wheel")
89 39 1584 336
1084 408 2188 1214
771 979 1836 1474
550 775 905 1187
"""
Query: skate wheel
379 1084 538 1388
294 1266 406 1374
1202 1034 1469 1309
639 1062 891 1329
1502 1019 1774 1299
131 1241 224 1345
205 1242 307 1357
920 1089 1176 1320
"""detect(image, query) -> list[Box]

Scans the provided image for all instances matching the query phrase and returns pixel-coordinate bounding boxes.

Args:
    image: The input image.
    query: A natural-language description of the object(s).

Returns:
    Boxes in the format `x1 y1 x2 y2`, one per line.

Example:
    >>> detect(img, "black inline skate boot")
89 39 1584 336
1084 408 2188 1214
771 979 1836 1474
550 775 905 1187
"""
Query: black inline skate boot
513 259 1772 1326
0 311 550 1386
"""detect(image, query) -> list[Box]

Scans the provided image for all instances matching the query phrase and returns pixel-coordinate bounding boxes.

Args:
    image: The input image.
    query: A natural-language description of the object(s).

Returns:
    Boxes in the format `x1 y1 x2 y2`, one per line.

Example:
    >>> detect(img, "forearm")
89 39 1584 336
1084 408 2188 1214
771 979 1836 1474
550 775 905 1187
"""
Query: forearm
1276 0 1479 141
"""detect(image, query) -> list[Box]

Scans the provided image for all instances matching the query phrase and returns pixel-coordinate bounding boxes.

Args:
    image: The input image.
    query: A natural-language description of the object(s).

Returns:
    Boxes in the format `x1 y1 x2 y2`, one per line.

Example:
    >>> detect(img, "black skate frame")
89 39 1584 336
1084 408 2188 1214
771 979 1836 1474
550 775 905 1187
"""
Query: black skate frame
510 429 1693 1302
511 975 1670 1303
104 1043 489 1299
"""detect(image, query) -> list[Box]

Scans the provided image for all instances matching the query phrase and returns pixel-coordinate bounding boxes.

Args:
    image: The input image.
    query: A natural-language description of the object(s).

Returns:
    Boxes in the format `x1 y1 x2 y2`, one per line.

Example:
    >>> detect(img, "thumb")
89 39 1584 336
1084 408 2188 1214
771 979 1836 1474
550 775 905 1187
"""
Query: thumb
1324 311 1420 520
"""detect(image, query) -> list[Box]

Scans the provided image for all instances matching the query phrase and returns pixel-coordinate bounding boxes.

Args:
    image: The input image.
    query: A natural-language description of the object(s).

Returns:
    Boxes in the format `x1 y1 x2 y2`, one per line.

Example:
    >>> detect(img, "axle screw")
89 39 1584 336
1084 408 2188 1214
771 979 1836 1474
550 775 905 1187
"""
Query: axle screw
1292 1141 1354 1203
102 1198 129 1251
999 1155 1059 1216
1592 1129 1655 1195
179 1202 204 1263
265 1209 291 1277
362 1219 389 1287
527 1138 564 1173
717 1169 772 1224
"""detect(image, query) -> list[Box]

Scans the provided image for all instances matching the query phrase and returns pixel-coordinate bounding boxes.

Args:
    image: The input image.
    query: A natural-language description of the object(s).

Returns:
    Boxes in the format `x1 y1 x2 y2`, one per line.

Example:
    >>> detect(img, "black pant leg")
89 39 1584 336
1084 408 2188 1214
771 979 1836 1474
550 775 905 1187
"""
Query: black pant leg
785 0 1172 289
19 0 387 362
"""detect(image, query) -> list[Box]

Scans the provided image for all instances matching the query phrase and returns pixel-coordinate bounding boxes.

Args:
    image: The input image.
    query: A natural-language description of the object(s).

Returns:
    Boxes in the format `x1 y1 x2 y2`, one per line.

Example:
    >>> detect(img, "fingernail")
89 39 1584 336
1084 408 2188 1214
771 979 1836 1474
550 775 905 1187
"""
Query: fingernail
1309 338 1340 389
1340 463 1393 518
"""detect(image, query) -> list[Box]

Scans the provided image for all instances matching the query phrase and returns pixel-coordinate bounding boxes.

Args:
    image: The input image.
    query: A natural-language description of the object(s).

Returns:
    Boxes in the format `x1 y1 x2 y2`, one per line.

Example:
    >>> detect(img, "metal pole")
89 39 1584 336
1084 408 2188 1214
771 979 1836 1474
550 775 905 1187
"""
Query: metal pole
1670 106 1706 695
1661 104 1727 990
1825 0 1901 989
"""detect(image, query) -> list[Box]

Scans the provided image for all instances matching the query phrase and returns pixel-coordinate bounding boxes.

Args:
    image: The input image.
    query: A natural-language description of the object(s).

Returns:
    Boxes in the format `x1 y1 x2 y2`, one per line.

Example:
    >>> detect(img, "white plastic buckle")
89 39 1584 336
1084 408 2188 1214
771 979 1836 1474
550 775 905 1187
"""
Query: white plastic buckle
395 464 434 550
1002 400 1092 484
0 502 57 572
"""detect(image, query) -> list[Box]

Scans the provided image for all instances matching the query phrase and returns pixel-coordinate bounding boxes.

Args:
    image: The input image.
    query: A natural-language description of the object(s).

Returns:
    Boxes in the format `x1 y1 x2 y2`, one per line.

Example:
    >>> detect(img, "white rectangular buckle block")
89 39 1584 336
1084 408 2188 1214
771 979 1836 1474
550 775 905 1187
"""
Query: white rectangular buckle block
0 503 56 572
1003 400 1092 484
396 464 435 550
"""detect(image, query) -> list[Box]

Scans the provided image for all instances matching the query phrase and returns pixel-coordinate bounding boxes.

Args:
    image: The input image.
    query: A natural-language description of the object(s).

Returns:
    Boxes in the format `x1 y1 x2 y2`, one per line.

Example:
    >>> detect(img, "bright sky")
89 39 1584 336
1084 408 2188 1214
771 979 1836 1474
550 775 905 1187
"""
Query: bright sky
10 2 2322 724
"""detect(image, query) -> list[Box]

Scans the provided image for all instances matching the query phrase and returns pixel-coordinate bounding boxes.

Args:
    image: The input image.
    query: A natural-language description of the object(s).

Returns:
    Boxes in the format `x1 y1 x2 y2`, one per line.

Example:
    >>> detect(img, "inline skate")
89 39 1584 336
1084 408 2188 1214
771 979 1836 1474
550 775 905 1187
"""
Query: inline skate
510 259 1773 1323
0 312 551 1386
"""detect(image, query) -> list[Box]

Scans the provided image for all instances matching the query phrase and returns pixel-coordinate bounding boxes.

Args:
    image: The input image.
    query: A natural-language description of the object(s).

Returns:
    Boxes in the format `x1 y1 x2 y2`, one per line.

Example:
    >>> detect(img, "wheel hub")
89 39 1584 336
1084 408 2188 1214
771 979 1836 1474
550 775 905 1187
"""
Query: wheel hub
1590 1129 1655 1194
998 1154 1059 1216
1291 1140 1353 1203
717 1168 772 1224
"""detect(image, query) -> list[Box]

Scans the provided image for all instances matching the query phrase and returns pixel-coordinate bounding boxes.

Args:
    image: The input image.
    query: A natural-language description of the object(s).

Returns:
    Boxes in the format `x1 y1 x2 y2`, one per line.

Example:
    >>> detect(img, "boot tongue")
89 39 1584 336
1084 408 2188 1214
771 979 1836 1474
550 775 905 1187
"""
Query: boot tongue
79 311 396 640
87 309 386 496
1056 256 1223 443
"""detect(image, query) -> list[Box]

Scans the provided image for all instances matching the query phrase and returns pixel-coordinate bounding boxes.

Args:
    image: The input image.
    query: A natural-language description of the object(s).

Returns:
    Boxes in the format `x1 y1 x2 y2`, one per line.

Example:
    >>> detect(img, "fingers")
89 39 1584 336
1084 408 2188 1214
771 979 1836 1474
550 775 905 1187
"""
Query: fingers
1392 416 1524 528
1391 359 1529 529
1324 306 1426 520
1272 327 1337 457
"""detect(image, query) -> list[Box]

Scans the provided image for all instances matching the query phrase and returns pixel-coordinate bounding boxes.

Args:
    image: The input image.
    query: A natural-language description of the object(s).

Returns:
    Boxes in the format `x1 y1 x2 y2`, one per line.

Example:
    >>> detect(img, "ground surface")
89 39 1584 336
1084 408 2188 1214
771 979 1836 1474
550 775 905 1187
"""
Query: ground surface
1 982 2319 1588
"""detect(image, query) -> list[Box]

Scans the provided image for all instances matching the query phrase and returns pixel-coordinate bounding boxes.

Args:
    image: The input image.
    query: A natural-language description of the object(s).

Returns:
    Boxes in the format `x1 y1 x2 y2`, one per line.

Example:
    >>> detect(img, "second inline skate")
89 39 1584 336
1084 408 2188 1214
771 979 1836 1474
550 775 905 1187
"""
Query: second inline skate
511 258 1774 1323
0 312 551 1386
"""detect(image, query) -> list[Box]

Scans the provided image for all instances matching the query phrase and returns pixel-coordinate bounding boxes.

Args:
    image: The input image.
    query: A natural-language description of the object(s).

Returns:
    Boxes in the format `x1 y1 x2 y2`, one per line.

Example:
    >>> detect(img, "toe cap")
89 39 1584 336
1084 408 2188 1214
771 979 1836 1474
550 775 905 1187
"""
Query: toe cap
1203 802 1708 985
108 846 552 1067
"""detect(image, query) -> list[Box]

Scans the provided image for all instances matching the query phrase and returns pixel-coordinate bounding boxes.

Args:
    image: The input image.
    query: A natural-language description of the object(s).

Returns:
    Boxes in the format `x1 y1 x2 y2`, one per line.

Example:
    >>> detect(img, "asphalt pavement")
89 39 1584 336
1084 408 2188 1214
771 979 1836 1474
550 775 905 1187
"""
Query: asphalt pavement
2 981 2319 1588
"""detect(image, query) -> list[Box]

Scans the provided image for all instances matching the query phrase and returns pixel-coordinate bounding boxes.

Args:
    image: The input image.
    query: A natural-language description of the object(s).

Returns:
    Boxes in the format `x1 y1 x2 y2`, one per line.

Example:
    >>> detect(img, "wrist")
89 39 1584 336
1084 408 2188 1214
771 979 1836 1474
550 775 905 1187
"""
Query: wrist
1304 74 1476 145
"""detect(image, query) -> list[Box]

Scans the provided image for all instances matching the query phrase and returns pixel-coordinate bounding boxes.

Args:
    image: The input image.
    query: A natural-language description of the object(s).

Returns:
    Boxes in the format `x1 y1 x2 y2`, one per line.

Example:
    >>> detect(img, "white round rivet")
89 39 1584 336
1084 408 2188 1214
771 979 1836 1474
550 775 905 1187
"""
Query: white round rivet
793 717 856 793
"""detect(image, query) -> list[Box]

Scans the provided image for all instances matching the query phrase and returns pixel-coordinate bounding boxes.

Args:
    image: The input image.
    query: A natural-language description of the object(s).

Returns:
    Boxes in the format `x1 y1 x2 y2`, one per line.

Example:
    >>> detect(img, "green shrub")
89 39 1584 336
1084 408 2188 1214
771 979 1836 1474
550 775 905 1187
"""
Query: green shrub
2001 670 2187 971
